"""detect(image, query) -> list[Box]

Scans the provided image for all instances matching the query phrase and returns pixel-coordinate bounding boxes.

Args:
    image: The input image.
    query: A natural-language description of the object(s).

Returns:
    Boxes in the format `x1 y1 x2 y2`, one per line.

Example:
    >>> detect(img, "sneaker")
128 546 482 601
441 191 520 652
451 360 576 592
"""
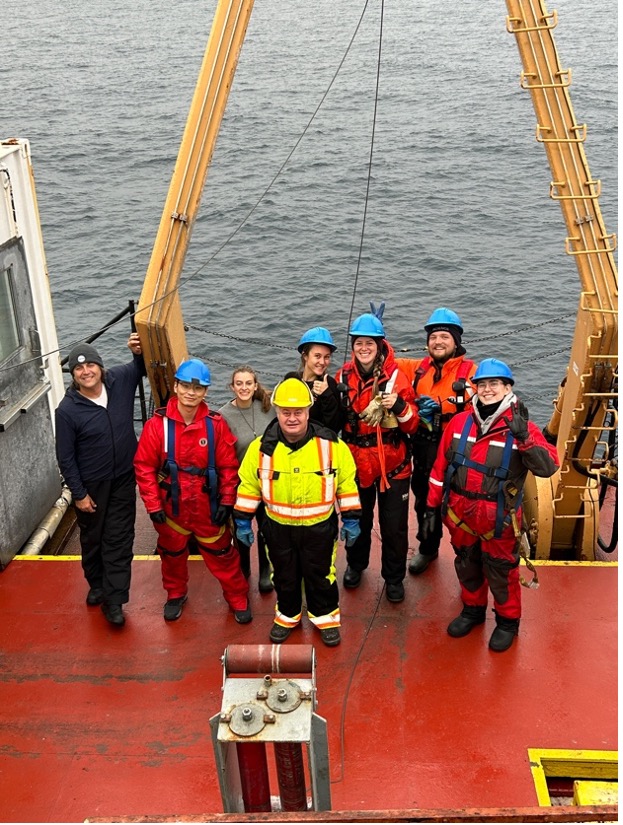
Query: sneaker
269 623 293 644
163 595 188 622
343 566 362 588
386 582 405 603
234 601 253 624
319 627 341 647
101 603 125 626
86 587 104 606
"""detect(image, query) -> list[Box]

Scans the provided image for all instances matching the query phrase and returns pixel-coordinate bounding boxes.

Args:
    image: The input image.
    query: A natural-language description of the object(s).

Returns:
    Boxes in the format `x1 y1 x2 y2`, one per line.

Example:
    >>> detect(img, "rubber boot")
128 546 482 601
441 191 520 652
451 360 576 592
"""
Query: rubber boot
489 612 520 652
447 604 487 638
257 538 273 593
237 541 251 579
408 551 438 575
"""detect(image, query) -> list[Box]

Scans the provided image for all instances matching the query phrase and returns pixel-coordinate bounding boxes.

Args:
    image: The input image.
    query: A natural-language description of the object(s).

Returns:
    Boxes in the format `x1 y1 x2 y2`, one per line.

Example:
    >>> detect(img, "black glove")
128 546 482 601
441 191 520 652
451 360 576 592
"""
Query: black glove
213 504 233 526
149 510 167 524
391 395 407 415
508 400 530 442
421 507 438 542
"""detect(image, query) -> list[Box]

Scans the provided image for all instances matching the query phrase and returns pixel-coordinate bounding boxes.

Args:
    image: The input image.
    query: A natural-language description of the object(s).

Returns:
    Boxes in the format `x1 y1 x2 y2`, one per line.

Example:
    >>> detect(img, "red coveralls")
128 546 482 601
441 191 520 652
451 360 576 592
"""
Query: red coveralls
134 398 249 610
427 402 558 618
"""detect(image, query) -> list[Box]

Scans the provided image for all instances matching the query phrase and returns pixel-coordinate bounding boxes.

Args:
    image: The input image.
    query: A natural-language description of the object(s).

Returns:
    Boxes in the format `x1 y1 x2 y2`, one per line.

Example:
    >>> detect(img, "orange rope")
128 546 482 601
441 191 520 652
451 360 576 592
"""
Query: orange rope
376 423 390 491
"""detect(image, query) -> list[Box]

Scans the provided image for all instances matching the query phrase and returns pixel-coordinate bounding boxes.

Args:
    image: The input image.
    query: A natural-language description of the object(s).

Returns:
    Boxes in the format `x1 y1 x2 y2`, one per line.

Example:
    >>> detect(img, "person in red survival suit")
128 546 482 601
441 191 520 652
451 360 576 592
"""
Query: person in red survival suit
336 303 419 603
134 358 251 623
426 359 559 652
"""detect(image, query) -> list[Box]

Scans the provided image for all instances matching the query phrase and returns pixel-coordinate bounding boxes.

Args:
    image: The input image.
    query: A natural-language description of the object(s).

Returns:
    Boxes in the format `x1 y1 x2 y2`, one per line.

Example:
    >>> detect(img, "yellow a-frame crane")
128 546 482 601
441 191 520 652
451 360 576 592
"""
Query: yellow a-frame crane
135 0 617 560
505 0 617 559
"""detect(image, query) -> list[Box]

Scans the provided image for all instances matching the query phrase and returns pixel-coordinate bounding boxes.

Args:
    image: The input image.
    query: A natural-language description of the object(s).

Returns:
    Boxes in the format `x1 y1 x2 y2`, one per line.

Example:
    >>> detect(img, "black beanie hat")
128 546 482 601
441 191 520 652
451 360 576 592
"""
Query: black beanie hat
68 343 105 373
427 324 462 350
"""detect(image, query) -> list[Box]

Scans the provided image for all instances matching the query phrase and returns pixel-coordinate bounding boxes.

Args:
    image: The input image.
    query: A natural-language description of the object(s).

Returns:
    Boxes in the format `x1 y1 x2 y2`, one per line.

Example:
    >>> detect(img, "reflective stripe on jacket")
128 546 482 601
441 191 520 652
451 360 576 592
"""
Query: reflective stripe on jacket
427 404 559 536
134 398 239 520
235 423 360 527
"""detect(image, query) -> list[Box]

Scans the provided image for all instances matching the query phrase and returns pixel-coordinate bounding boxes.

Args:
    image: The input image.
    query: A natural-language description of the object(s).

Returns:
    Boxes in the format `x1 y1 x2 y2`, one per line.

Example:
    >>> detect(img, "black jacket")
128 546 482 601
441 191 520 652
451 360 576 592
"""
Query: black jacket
283 371 345 434
55 355 145 499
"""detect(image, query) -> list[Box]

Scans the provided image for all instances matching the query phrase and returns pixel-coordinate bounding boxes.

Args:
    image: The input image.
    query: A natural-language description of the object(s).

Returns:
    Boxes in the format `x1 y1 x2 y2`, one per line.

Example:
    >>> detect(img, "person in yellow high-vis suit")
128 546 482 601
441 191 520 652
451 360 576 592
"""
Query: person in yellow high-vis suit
234 378 361 647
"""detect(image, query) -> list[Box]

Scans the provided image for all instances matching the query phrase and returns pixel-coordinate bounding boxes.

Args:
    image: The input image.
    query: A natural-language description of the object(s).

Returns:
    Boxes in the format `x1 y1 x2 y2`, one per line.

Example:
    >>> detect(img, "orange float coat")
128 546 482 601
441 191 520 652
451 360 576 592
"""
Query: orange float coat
337 341 418 488
395 354 477 429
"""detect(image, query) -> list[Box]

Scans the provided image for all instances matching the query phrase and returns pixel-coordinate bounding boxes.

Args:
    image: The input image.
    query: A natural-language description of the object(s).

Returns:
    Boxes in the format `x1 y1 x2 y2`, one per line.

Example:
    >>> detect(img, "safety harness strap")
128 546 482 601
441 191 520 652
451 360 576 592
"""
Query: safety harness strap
494 431 516 538
443 416 518 539
162 415 218 520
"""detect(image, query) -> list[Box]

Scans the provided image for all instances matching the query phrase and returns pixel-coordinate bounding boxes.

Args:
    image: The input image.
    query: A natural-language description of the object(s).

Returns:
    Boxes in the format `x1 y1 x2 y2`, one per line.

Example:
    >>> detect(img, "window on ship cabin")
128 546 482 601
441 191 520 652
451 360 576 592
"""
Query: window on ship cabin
0 266 20 363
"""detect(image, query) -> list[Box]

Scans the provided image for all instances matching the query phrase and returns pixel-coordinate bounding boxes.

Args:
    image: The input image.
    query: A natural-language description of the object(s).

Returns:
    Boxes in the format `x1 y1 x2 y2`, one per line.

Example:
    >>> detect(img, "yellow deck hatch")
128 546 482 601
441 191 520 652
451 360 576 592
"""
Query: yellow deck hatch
573 780 618 806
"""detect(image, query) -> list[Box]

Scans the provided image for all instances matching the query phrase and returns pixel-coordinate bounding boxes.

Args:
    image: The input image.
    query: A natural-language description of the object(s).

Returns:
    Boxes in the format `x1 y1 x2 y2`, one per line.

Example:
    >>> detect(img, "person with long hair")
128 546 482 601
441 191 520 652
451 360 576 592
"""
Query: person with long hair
285 327 344 434
336 309 419 603
218 366 275 592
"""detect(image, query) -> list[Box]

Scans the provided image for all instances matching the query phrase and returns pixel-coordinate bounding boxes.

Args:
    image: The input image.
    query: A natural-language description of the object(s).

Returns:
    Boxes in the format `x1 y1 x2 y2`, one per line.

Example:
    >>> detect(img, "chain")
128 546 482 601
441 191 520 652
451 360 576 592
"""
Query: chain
185 323 292 351
508 347 569 368
464 313 575 344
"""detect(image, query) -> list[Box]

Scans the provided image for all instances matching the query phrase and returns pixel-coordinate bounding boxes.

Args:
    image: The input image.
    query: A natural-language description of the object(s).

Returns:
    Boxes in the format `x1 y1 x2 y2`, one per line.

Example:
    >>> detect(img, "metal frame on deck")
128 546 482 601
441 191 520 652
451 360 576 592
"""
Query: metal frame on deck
209 644 331 814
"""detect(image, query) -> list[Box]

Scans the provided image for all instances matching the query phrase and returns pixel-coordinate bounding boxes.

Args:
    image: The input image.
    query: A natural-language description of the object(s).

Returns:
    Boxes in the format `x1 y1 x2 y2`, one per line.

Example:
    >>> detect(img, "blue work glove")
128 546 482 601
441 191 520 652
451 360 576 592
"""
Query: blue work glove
416 396 441 426
234 518 254 547
369 300 386 321
340 518 361 547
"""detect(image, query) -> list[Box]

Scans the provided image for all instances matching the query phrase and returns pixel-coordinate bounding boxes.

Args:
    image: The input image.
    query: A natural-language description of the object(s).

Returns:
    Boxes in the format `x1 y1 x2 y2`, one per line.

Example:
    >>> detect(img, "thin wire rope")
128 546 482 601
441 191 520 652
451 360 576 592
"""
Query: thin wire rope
332 525 385 786
342 0 385 363
0 0 373 374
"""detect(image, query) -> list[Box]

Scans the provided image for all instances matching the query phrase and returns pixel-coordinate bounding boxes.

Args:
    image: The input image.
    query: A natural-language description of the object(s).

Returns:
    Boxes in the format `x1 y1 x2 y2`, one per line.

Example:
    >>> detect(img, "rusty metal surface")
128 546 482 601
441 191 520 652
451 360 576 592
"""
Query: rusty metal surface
85 804 619 822
224 644 315 674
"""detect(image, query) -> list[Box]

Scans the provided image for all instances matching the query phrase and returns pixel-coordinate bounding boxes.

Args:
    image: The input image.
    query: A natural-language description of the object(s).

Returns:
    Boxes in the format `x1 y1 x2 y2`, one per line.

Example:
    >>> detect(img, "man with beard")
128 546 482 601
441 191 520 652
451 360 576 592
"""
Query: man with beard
396 308 477 574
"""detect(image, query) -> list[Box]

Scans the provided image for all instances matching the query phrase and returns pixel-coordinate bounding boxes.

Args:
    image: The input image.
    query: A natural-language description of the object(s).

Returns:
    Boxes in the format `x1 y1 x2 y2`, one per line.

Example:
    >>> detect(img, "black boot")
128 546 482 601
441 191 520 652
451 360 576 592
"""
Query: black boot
489 613 520 652
237 541 251 579
408 551 438 575
447 604 487 638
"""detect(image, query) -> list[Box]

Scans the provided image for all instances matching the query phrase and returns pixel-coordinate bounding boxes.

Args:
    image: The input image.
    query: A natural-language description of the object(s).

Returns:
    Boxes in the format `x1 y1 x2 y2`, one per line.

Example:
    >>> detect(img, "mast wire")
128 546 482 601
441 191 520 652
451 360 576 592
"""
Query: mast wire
0 0 373 374
342 0 385 362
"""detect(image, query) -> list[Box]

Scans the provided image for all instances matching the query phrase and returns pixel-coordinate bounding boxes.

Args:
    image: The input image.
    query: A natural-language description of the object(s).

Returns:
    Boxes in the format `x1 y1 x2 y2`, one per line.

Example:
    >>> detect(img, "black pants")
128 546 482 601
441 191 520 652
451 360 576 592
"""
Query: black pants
75 471 135 605
411 437 443 556
262 513 339 621
346 476 410 585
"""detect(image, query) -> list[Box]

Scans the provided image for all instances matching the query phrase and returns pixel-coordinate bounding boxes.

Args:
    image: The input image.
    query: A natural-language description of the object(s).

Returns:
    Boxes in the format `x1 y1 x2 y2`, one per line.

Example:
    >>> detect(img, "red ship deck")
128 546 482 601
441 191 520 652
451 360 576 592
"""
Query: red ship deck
0 534 617 823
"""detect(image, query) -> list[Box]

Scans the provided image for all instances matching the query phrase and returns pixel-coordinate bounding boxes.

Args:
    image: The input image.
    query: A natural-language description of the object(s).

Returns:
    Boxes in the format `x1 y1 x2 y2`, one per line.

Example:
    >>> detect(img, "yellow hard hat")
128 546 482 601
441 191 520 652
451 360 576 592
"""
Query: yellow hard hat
271 378 314 408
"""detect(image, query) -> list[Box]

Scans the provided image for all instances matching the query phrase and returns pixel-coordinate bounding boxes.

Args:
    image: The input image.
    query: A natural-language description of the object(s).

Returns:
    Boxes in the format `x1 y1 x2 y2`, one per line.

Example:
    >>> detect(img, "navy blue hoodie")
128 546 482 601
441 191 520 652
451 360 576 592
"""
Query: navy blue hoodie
55 355 146 500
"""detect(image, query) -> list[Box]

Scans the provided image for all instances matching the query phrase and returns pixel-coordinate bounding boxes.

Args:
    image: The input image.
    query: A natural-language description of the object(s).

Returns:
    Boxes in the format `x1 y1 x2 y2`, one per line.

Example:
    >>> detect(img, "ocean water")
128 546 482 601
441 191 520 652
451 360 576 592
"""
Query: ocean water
2 0 618 421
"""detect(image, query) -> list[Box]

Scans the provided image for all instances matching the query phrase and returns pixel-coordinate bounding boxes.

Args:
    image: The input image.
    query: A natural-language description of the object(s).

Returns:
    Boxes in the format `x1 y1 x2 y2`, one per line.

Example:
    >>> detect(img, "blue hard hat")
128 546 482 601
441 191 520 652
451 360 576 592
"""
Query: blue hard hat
349 313 385 338
473 358 514 385
424 307 464 335
297 327 337 353
174 358 211 386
